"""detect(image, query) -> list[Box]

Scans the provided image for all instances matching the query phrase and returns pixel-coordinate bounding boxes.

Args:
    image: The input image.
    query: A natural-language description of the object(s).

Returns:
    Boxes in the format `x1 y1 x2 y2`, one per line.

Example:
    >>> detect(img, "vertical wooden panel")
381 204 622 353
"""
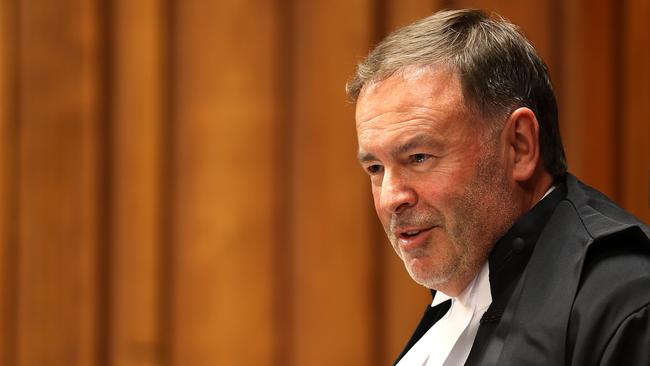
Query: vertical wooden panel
170 1 278 365
622 0 650 223
290 1 375 365
17 0 103 365
0 0 18 364
110 0 165 365
560 0 618 198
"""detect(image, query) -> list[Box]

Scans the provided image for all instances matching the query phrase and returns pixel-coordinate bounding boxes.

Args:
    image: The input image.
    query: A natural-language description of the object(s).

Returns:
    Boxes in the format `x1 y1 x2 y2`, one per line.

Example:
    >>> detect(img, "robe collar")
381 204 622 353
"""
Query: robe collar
486 179 567 316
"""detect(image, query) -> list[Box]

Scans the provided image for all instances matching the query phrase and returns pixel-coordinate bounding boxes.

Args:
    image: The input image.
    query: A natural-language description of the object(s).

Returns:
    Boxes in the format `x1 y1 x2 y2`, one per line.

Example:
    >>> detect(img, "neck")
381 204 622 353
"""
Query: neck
436 271 480 297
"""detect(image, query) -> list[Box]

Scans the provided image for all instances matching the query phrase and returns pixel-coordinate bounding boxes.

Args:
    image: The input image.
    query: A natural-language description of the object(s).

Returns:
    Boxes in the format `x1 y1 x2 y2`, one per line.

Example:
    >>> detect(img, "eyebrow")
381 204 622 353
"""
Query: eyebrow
357 134 440 163
357 150 377 163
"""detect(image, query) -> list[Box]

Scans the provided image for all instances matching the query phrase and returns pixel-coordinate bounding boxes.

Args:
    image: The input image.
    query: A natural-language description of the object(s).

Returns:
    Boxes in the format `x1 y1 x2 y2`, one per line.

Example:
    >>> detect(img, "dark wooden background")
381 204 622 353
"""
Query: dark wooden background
0 0 648 365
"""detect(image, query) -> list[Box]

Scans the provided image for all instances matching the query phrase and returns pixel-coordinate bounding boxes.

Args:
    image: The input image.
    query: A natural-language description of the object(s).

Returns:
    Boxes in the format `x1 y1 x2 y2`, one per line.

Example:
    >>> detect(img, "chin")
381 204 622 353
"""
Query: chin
410 272 450 290
404 257 453 290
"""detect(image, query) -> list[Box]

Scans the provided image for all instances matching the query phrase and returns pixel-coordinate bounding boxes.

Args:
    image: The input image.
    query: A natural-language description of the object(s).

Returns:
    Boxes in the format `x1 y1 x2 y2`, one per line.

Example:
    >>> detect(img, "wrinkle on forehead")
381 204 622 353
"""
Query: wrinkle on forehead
355 67 466 128
357 64 454 99
356 120 440 144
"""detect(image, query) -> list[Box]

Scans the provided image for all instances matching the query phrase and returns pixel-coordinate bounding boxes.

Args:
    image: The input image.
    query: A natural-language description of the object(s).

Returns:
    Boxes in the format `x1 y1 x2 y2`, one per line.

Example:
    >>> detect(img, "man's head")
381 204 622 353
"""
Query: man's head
349 9 564 295
348 9 566 180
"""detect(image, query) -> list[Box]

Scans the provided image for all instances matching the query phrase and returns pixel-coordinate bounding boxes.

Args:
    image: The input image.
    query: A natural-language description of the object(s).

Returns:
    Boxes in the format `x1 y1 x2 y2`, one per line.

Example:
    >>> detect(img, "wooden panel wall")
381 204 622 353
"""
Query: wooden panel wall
16 1 103 365
170 1 278 364
0 1 647 365
621 0 650 222
289 1 375 365
0 1 17 365
110 0 165 364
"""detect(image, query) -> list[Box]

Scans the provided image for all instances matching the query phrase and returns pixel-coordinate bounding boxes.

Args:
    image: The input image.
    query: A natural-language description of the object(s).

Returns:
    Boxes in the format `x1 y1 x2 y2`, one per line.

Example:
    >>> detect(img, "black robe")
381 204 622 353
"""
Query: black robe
394 174 650 365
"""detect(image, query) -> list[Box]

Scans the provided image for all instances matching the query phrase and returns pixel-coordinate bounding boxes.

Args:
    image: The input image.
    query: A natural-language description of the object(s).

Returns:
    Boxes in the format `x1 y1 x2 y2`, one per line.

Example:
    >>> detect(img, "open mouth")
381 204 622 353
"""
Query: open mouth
397 227 434 240
400 230 423 239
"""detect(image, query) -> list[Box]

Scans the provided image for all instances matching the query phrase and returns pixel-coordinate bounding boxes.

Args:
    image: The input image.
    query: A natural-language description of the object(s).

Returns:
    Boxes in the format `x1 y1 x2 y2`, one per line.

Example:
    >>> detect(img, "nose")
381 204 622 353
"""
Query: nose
378 170 417 214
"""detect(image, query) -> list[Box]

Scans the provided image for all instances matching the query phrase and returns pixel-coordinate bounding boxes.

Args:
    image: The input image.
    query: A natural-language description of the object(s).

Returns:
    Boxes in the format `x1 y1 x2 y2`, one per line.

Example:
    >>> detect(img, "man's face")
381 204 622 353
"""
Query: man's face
355 67 517 294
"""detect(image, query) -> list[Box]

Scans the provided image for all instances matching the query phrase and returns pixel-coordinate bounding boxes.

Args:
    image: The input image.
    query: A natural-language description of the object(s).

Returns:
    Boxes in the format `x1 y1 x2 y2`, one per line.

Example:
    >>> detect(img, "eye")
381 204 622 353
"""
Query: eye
410 153 430 164
366 164 383 175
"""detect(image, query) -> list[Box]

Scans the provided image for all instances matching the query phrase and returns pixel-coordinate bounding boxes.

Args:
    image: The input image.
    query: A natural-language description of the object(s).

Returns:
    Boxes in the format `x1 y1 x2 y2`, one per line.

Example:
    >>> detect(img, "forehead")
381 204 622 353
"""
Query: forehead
357 66 462 113
355 67 472 143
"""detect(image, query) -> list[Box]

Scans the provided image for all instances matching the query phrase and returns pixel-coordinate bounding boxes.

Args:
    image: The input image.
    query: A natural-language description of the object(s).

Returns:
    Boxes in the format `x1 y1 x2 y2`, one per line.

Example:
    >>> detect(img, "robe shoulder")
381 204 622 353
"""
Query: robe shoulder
568 233 650 365
599 304 650 365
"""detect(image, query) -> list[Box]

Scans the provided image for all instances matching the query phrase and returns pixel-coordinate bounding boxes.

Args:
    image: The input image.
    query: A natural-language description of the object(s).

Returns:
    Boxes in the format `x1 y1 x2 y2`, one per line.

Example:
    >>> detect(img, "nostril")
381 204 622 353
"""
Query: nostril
394 201 411 214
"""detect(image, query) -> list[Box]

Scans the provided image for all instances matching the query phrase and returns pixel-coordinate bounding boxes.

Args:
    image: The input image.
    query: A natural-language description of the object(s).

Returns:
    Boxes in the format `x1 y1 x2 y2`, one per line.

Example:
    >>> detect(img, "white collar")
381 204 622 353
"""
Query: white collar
398 264 491 366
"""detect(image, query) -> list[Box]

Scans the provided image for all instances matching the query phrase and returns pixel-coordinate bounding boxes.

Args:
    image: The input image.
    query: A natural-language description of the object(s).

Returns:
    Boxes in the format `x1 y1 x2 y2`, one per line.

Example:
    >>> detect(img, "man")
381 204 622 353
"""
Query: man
347 9 650 366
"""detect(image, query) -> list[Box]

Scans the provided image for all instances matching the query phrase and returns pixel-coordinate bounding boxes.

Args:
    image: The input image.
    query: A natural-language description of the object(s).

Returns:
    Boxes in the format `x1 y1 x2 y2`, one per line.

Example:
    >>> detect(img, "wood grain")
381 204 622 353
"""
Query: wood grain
0 0 18 364
169 1 279 365
621 0 650 223
289 1 376 365
109 0 166 365
560 0 618 199
16 0 103 364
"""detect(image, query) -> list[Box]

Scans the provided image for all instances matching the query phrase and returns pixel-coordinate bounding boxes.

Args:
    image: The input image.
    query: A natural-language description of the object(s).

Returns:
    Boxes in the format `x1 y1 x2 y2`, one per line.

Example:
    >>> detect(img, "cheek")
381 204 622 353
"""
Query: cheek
412 177 464 212
371 187 390 223
371 188 382 212
410 178 441 200
425 163 475 192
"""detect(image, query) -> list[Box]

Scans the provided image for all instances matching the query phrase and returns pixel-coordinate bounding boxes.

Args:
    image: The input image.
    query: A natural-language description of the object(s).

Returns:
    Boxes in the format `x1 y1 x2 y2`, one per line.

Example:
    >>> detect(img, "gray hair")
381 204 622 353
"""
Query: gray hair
347 9 567 180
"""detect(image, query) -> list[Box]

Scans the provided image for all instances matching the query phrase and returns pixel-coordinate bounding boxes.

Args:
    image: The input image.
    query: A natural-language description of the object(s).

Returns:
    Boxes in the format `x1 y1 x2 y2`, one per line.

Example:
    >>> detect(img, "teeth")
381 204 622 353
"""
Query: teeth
406 231 420 235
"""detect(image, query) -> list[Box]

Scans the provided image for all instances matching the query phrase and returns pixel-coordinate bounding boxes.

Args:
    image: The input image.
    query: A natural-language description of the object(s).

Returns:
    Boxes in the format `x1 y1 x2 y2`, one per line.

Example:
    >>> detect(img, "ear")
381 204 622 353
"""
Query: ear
503 107 541 182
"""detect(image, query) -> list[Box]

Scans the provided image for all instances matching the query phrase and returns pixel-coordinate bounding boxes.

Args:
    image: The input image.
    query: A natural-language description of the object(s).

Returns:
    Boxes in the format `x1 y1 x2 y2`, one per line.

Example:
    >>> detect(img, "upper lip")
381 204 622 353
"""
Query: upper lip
393 226 434 237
